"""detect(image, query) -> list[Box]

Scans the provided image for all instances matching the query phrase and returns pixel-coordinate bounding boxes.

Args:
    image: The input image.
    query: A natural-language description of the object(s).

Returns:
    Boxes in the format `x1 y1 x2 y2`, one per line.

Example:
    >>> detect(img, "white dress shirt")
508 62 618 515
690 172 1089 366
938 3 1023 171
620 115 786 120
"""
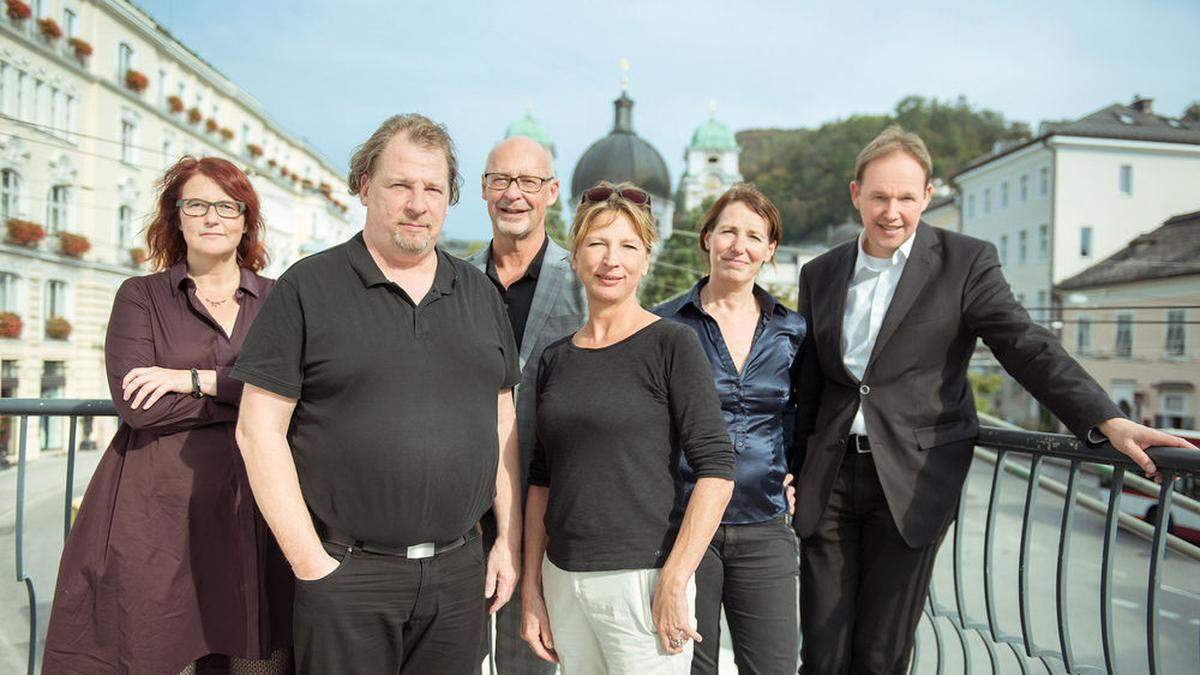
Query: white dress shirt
842 230 917 435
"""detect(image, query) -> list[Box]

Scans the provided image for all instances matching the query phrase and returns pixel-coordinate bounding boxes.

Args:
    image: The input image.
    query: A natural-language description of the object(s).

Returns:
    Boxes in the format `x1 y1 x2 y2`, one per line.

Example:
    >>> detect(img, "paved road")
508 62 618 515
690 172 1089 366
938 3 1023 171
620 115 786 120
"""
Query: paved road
3 451 1197 674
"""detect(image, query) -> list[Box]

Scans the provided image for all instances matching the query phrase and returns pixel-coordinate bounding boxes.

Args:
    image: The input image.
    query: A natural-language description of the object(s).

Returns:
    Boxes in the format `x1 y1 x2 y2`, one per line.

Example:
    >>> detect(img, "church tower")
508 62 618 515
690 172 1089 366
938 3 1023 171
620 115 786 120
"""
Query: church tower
679 101 742 213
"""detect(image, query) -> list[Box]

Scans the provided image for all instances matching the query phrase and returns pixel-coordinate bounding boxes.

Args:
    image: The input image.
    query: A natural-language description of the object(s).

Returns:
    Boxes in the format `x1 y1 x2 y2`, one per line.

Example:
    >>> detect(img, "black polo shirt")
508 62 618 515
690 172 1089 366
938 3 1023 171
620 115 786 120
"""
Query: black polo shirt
232 232 519 547
485 236 547 351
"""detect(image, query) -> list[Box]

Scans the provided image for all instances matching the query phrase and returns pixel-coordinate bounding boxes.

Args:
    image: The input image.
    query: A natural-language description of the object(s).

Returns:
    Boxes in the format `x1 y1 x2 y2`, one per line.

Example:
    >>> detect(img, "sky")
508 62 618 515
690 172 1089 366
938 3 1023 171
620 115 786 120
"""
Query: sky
137 0 1200 241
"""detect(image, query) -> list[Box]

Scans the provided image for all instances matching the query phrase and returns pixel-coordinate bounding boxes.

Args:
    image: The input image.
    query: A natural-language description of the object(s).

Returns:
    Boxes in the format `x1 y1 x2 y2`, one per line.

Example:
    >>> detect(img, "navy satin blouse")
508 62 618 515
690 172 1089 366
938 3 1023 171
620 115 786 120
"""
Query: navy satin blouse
654 279 806 524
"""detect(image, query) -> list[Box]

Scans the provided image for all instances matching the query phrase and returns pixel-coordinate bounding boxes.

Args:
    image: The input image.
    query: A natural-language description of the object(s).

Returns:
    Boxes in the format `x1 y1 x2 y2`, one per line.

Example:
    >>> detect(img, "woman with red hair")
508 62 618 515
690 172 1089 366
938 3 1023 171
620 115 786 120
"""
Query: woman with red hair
44 157 292 675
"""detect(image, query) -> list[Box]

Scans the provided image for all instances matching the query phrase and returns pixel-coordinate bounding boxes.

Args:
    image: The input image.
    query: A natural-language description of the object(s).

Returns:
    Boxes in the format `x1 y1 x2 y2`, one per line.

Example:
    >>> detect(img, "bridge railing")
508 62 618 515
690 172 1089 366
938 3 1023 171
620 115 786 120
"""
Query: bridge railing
915 424 1200 675
1 400 1198 674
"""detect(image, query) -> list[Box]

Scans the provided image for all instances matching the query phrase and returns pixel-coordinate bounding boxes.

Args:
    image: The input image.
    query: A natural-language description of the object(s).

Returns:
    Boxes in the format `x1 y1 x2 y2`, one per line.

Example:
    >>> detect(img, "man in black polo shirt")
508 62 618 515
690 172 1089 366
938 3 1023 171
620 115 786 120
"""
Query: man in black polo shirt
233 113 522 675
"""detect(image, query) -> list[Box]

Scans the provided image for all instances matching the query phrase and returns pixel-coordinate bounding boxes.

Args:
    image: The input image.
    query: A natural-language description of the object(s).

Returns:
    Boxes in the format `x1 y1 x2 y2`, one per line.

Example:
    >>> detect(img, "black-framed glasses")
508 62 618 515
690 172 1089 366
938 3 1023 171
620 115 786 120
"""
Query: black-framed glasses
177 198 246 219
483 173 555 193
579 185 652 208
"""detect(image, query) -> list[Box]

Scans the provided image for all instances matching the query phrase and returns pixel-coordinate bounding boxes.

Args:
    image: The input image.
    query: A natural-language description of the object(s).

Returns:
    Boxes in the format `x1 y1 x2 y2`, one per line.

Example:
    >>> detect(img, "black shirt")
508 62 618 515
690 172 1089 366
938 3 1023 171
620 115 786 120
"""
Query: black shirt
485 236 547 351
232 233 520 547
528 320 735 572
654 280 806 524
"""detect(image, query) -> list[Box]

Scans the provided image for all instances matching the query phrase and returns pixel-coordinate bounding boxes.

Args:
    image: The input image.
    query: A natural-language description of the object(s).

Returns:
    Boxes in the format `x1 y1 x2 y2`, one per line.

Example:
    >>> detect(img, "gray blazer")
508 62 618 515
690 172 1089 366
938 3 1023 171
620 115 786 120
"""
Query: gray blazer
467 237 587 486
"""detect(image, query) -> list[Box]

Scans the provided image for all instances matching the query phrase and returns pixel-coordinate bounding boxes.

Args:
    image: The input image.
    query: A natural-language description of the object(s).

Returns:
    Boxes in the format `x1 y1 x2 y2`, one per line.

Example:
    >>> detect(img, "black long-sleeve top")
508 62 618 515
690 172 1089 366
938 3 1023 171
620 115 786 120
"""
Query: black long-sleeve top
528 319 735 572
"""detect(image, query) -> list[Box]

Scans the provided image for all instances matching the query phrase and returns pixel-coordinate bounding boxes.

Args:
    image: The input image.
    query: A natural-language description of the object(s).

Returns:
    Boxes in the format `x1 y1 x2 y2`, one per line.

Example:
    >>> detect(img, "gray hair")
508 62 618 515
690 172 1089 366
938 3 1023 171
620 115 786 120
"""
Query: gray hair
347 113 462 204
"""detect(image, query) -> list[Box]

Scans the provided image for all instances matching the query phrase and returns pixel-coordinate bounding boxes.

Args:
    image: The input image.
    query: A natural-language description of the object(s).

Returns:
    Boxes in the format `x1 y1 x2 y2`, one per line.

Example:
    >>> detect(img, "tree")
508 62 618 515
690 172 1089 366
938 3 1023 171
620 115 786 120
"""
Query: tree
544 199 568 248
639 199 711 307
738 95 1030 244
1184 101 1200 124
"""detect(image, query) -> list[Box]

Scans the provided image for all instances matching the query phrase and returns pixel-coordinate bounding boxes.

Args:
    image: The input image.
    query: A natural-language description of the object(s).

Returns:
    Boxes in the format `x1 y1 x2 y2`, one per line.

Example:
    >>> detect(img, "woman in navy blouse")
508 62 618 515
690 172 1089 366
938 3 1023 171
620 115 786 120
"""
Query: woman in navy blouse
654 183 806 674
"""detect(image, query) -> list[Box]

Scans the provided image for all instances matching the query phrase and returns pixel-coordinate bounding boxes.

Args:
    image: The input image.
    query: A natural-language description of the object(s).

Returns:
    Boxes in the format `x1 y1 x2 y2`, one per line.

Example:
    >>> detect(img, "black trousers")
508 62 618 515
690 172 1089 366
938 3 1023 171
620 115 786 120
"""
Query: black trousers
798 451 946 675
293 537 486 675
691 516 800 675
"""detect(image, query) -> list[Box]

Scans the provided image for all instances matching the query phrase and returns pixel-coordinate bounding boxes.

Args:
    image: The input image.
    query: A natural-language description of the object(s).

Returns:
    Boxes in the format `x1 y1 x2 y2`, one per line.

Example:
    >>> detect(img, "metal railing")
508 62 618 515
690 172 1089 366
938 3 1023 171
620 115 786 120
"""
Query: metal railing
914 425 1200 674
1 400 1198 674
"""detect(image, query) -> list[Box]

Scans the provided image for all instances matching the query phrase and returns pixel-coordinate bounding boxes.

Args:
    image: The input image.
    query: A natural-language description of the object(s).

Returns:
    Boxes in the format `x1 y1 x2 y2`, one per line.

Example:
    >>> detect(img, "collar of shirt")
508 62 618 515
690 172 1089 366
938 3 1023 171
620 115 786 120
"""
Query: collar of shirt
346 231 458 297
486 234 547 286
670 277 784 321
169 260 264 298
853 227 916 277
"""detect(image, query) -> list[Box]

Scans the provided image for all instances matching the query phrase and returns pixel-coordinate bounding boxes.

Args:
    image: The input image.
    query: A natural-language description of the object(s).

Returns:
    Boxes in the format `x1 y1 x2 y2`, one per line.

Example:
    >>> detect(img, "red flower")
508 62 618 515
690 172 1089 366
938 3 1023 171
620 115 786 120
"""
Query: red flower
5 219 45 247
58 232 91 259
5 0 31 22
0 312 22 339
45 316 71 340
167 95 184 114
124 70 149 93
36 17 62 40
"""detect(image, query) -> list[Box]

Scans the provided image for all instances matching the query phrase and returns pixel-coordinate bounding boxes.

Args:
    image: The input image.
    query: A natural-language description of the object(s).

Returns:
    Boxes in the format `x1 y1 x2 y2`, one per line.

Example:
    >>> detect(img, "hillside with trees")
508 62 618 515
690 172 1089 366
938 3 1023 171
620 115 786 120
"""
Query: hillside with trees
738 95 1031 243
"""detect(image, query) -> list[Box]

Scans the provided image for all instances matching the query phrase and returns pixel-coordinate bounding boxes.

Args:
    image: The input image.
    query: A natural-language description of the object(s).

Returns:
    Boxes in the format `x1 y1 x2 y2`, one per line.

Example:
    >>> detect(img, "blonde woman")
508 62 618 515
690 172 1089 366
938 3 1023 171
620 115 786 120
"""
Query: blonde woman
520 182 734 673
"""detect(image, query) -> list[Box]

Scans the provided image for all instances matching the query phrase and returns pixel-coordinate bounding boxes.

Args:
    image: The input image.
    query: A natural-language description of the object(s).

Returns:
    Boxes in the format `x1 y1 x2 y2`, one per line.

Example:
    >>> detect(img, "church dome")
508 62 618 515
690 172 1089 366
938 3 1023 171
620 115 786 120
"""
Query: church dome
571 92 671 203
504 112 554 153
689 118 737 151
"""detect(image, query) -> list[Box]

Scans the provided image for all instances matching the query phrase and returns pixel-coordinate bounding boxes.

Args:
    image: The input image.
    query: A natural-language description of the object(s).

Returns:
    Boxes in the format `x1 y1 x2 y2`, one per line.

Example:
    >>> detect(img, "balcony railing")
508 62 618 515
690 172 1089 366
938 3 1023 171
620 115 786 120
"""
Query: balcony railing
0 400 1198 674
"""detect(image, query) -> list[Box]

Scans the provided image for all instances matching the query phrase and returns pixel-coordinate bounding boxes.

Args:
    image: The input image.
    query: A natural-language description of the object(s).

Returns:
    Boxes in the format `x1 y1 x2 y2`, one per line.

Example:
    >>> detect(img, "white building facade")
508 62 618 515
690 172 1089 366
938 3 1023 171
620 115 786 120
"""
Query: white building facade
0 0 357 460
953 99 1200 428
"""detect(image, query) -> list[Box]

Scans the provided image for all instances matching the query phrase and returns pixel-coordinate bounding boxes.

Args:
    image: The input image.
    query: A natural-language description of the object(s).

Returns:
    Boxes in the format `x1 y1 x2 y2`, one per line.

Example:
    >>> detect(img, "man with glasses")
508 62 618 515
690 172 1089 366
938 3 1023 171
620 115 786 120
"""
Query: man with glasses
468 135 586 673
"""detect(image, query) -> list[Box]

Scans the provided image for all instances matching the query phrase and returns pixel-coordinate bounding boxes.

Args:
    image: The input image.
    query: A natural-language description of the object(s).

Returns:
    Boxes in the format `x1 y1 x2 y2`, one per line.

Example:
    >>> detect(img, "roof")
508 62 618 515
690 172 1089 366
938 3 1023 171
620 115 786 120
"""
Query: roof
1057 210 1200 290
571 92 671 200
689 118 738 151
926 194 955 211
954 98 1200 180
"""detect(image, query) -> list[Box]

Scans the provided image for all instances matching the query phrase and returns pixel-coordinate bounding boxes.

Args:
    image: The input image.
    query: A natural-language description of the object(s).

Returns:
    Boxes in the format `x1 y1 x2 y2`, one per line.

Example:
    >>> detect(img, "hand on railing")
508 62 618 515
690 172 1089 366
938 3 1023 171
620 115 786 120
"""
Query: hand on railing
1096 417 1199 483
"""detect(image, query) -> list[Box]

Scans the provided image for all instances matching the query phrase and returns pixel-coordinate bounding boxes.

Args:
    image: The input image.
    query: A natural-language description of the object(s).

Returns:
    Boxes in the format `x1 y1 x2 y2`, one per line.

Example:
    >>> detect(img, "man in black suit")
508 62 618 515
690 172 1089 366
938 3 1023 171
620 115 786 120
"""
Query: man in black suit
791 126 1194 674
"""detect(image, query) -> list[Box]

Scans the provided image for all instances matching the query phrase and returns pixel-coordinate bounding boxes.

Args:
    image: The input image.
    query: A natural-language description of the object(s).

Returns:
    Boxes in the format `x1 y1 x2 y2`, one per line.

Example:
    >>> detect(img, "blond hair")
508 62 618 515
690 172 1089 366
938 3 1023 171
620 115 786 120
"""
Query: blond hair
347 113 461 204
569 182 658 257
854 125 932 185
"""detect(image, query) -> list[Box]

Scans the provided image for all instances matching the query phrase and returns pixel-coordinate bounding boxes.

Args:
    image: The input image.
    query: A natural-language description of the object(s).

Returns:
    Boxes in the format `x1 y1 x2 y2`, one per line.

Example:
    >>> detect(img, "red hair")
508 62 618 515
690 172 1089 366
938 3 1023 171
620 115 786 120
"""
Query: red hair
145 156 268 272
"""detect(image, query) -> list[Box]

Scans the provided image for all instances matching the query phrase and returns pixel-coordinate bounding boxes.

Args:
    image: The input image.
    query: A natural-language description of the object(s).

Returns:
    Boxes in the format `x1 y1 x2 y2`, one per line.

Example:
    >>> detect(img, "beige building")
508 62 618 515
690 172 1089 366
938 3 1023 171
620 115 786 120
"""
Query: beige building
1054 210 1200 430
0 0 358 460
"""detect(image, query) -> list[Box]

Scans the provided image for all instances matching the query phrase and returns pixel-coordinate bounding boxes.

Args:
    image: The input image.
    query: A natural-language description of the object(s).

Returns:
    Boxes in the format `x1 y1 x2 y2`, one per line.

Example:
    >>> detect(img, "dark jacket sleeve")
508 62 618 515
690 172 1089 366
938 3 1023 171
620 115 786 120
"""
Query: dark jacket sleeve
105 278 237 434
666 327 735 480
962 242 1123 440
791 264 823 474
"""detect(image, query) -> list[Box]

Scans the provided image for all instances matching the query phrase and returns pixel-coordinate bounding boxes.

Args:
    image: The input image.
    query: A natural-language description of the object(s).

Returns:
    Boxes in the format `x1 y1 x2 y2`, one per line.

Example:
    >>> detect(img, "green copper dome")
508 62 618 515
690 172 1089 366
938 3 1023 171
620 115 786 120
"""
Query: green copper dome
505 113 553 148
689 118 738 151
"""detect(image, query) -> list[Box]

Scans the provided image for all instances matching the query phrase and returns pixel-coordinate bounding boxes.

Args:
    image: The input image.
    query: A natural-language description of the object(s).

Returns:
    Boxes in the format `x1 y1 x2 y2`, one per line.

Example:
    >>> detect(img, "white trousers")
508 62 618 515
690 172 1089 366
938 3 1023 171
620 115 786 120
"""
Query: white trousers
542 557 696 675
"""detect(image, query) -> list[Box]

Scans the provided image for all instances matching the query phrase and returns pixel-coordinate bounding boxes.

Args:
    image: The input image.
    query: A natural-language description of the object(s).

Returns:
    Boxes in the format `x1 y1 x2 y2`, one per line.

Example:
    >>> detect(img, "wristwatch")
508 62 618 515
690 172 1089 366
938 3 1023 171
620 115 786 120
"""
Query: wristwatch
190 368 203 398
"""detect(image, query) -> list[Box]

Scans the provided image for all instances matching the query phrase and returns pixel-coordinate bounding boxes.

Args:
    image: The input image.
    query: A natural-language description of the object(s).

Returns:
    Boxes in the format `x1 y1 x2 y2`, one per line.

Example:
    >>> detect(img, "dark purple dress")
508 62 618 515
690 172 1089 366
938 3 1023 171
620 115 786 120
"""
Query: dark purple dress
43 263 292 675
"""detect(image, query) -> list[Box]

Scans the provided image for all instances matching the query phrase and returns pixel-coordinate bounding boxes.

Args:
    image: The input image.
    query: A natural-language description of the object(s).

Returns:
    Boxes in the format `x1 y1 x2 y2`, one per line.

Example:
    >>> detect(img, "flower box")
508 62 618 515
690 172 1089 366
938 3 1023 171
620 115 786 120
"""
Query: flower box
36 16 61 40
219 127 234 141
45 316 71 340
0 312 22 339
319 182 332 194
280 167 290 178
187 107 202 124
5 218 45 247
301 178 314 189
124 69 149 93
205 118 218 133
5 0 31 22
68 37 93 58
266 159 277 168
166 95 184 114
246 143 263 158
130 247 148 266
58 232 90 258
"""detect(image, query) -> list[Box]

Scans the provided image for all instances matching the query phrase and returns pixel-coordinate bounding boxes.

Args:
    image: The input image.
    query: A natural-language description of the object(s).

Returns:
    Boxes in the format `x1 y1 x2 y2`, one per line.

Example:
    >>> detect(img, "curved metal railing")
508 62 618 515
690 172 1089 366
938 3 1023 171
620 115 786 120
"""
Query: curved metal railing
1 400 1198 674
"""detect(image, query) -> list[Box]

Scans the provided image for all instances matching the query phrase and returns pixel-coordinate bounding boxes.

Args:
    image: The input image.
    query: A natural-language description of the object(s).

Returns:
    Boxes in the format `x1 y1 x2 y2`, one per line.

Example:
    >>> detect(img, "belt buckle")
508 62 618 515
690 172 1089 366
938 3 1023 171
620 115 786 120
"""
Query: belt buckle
853 435 870 454
406 542 436 559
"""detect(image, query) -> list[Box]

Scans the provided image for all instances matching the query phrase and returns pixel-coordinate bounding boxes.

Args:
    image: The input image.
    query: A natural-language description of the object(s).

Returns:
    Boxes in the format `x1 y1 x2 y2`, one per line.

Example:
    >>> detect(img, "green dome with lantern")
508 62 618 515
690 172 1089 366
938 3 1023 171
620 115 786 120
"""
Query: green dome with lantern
504 107 556 157
689 118 738 152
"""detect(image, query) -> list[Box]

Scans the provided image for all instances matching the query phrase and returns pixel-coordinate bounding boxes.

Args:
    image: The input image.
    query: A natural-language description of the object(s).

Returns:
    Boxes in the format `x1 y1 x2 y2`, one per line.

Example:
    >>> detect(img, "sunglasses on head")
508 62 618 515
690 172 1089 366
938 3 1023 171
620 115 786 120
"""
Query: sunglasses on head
579 185 652 208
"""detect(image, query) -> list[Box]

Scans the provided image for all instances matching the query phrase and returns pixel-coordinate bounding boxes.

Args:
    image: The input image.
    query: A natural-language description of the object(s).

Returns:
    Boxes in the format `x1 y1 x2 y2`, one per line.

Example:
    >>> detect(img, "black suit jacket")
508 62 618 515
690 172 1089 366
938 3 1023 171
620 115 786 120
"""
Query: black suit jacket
792 224 1122 547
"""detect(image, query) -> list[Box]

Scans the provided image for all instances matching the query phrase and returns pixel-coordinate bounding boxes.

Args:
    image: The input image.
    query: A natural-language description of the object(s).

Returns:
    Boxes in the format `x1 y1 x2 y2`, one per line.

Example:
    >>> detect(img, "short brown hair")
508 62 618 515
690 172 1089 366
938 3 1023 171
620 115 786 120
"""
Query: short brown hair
347 113 461 204
569 181 658 257
854 125 932 185
146 156 268 272
698 183 782 252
